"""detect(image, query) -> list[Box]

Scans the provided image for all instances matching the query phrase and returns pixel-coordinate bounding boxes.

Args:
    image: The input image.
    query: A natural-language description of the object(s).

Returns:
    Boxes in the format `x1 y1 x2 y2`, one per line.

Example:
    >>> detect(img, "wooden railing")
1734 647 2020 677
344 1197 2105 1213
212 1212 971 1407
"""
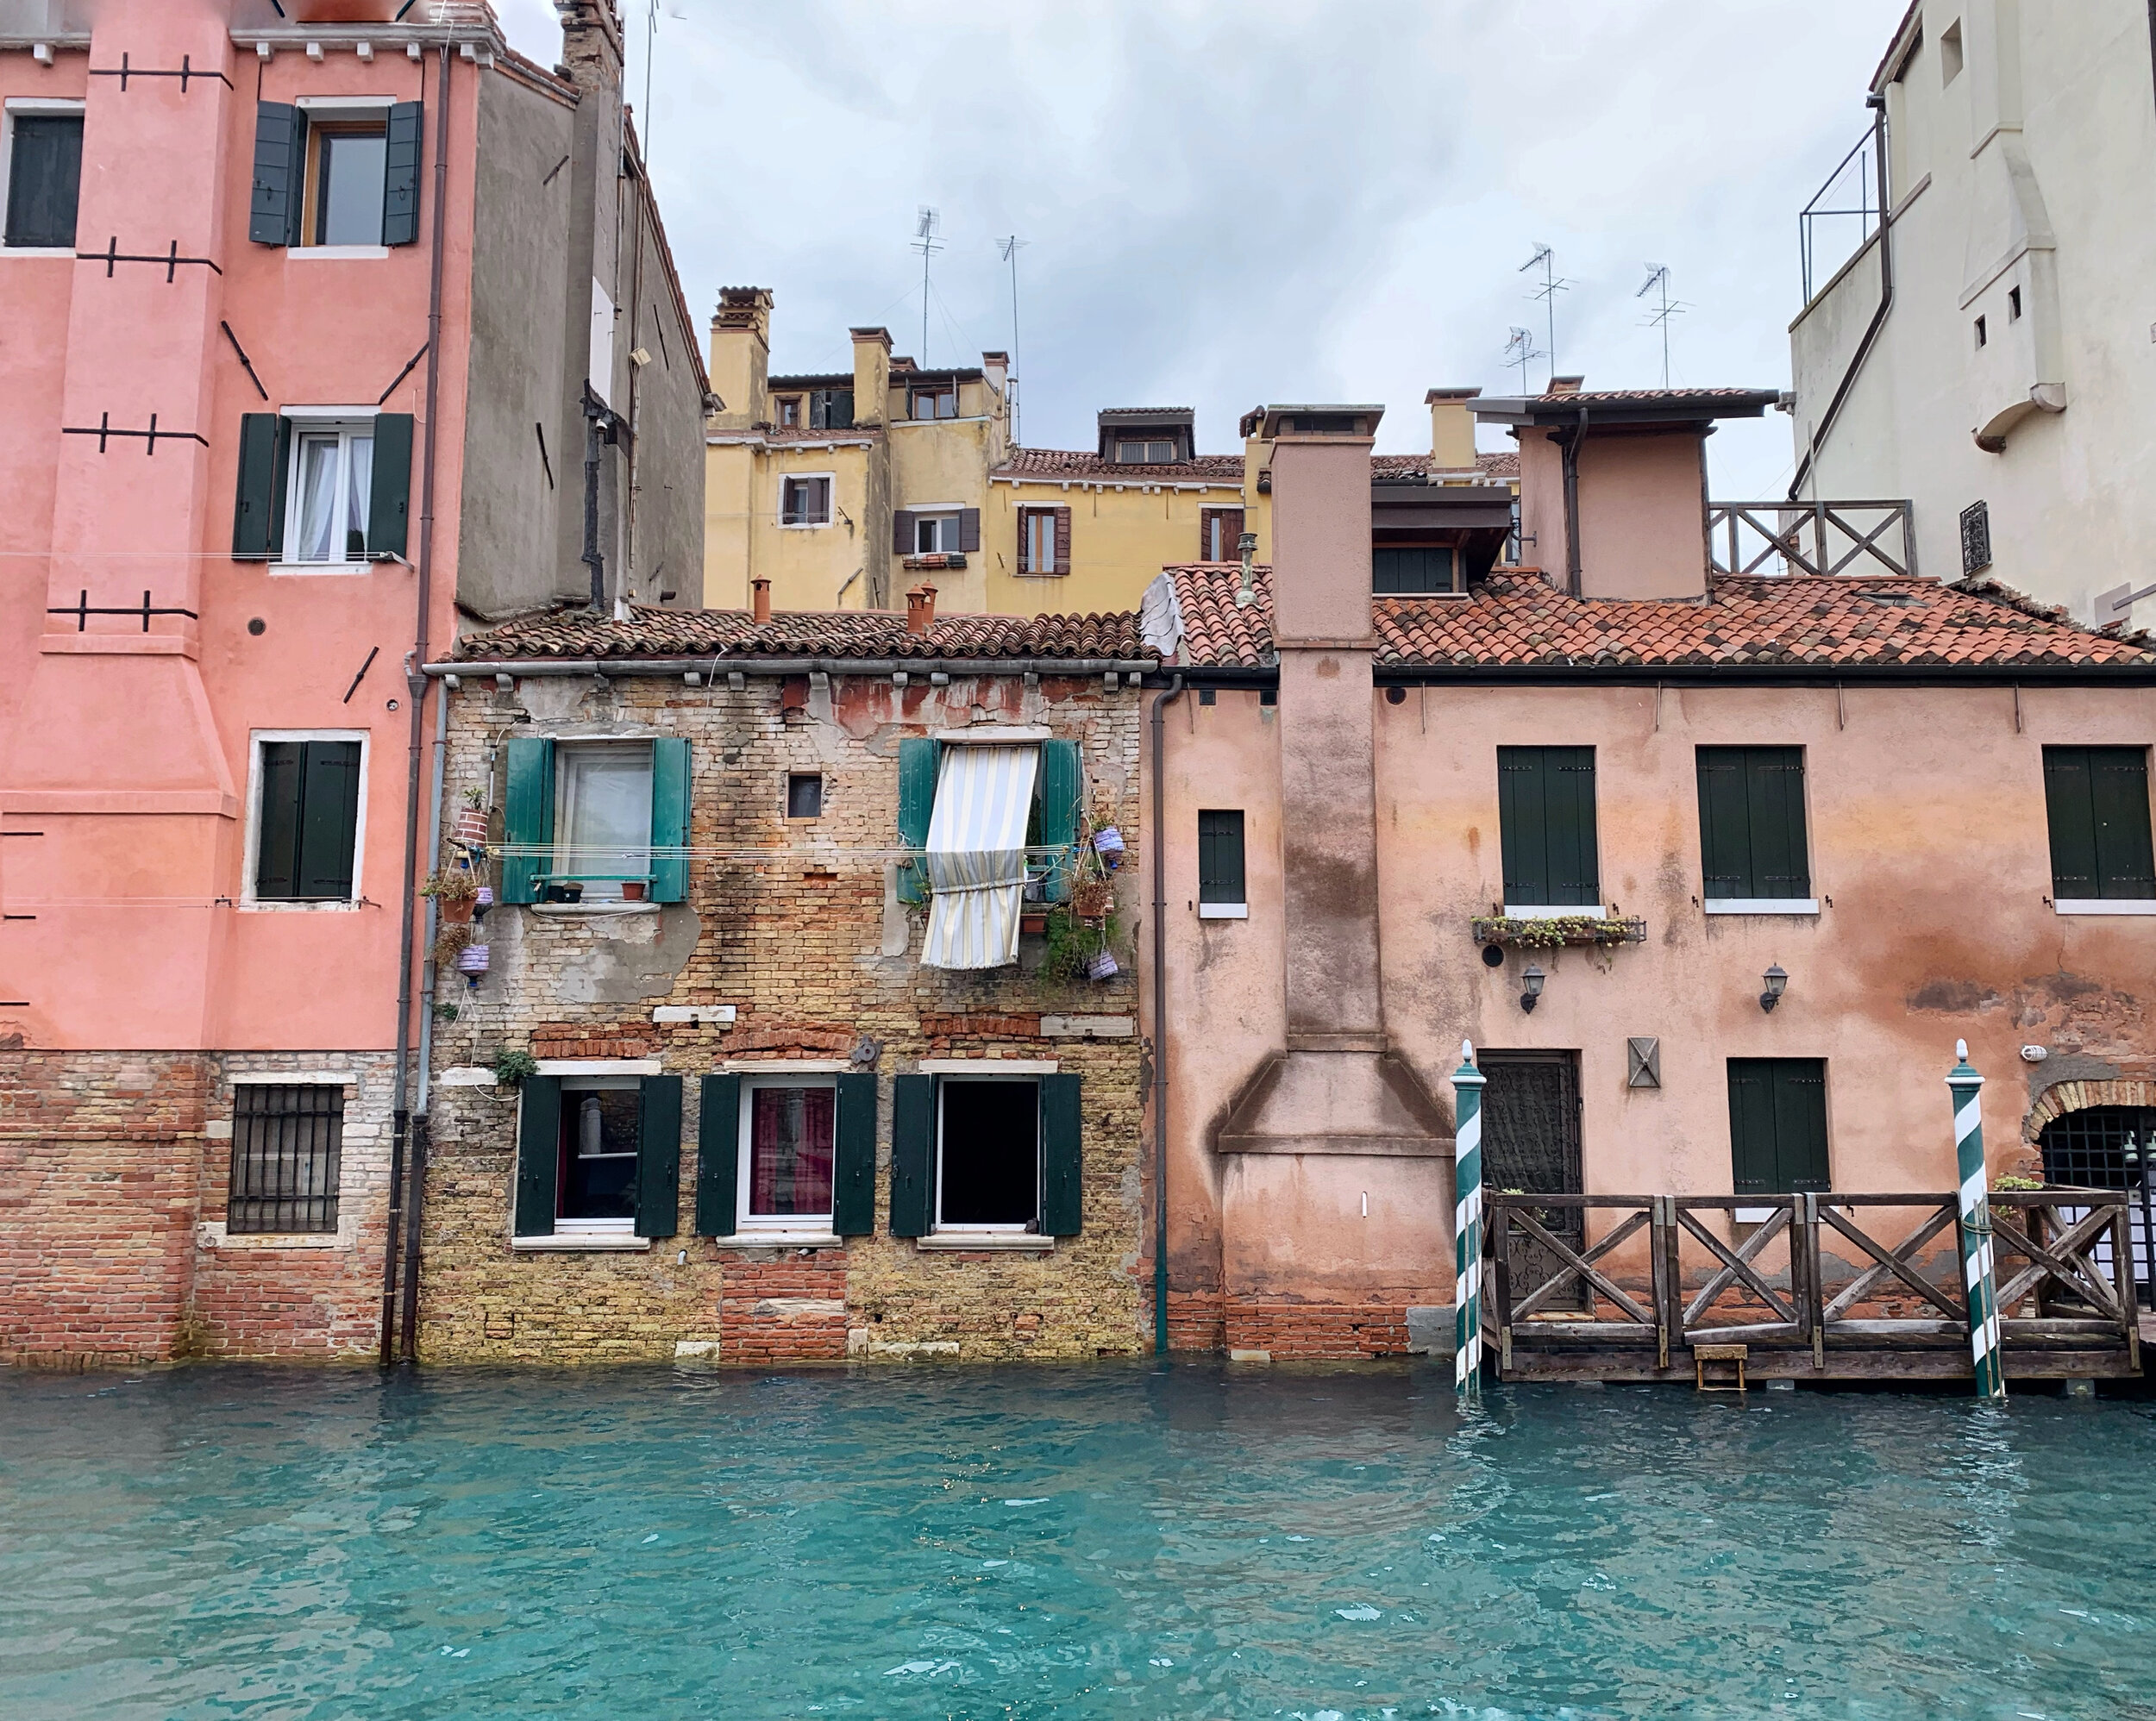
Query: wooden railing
1708 500 1915 579
1483 1189 2140 1380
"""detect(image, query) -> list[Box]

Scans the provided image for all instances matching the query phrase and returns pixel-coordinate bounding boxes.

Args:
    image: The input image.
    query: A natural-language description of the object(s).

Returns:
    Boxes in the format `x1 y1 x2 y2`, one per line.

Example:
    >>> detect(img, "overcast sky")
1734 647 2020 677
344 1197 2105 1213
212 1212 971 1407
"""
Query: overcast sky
498 0 1902 498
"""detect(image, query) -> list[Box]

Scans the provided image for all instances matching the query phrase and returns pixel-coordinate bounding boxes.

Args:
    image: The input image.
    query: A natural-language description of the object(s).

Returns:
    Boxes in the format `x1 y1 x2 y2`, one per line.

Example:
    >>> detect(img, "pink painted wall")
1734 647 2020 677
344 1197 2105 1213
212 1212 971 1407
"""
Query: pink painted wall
1573 431 1710 600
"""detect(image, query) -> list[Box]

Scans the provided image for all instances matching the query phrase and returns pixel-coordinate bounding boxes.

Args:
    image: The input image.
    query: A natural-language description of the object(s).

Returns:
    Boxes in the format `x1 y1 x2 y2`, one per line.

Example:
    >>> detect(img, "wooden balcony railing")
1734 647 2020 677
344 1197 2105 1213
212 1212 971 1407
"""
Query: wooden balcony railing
1708 500 1916 580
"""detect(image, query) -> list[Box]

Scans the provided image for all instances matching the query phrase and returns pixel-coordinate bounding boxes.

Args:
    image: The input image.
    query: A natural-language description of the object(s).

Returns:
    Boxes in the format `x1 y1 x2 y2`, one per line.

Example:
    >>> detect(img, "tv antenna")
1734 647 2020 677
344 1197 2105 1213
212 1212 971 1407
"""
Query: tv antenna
1636 264 1689 388
912 206 943 366
1518 243 1570 386
999 234 1029 445
1503 326 1544 396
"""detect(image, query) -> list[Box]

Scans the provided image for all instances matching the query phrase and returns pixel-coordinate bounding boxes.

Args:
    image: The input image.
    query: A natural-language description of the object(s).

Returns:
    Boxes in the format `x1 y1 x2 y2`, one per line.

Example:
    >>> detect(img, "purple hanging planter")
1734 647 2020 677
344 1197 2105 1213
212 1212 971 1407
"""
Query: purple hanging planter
457 943 491 976
1087 948 1119 981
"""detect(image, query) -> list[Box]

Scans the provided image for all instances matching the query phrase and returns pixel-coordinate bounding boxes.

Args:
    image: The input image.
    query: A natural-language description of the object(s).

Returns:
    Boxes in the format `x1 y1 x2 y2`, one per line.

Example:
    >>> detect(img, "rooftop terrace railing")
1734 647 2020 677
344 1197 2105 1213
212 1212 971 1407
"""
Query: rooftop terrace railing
1800 124 1883 305
1708 499 1915 579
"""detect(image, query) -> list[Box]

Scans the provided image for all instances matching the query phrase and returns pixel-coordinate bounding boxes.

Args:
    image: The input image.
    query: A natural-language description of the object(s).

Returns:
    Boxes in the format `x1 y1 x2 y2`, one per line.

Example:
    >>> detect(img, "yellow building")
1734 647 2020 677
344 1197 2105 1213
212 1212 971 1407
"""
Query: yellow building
703 291 1518 615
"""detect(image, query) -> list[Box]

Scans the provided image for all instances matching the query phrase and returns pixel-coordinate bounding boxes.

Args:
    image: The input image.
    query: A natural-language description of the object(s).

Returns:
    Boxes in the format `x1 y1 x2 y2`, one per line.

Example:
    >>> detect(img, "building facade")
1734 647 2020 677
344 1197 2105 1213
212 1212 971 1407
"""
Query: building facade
1788 0 2156 624
411 597 1156 1362
0 0 705 1367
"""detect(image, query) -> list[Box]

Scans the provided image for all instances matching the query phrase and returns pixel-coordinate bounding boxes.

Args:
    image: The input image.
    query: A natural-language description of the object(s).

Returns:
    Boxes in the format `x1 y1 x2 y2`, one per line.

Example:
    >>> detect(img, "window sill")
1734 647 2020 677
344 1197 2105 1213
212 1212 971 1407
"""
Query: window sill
1503 904 1608 920
530 900 661 916
714 1232 844 1249
917 1233 1056 1253
511 1233 652 1251
1703 899 1820 916
1198 902 1249 920
270 560 375 576
1012 569 1068 579
2053 900 2156 916
288 245 391 261
240 898 362 912
1 246 75 259
776 520 832 530
197 1224 349 1251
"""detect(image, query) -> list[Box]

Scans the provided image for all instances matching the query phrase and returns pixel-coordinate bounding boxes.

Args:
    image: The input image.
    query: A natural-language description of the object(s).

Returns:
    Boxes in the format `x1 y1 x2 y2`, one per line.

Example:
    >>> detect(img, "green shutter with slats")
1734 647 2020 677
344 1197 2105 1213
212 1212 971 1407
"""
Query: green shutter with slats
1727 1059 1829 1196
382 101 423 246
1037 737 1082 903
501 735 555 904
1697 747 1809 901
254 742 303 898
296 741 361 899
232 413 287 558
649 735 690 902
895 737 940 904
2044 748 2099 899
248 102 304 246
1498 747 1598 907
1199 809 1244 904
368 414 413 559
694 1073 741 1237
889 1073 935 1237
635 1074 682 1238
1038 1073 1082 1237
2090 748 2156 899
514 1076 562 1237
832 1073 877 1236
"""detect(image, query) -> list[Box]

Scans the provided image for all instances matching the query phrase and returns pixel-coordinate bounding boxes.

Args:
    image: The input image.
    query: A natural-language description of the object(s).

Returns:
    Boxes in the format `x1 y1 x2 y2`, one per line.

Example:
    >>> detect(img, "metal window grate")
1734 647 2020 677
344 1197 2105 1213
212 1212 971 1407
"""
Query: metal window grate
228 1084 344 1235
2038 1105 2155 1299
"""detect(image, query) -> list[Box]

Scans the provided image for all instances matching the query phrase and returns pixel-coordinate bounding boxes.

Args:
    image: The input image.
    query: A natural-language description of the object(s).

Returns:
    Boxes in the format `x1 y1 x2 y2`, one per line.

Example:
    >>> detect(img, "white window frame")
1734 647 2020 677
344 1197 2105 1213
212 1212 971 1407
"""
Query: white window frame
913 510 962 554
276 408 382 571
933 1071 1043 1237
240 729 369 911
2 98 85 259
1703 898 1821 916
1503 904 1610 921
735 1073 839 1236
779 471 834 528
1115 438 1176 464
555 1073 642 1236
553 739 655 902
291 99 395 258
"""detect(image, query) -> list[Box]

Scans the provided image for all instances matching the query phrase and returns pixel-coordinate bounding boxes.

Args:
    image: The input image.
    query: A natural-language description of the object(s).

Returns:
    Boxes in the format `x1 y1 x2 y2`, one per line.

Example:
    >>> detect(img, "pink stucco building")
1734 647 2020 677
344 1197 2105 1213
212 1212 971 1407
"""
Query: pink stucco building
0 0 705 1366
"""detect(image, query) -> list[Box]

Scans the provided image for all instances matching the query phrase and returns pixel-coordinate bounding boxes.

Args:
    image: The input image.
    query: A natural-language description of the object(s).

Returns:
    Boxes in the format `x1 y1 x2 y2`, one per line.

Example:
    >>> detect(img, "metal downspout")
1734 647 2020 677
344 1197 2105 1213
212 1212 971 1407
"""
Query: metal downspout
1149 673 1185 1355
399 673 450 1361
583 392 605 610
1559 406 1587 598
381 40 453 1368
1789 97 1893 502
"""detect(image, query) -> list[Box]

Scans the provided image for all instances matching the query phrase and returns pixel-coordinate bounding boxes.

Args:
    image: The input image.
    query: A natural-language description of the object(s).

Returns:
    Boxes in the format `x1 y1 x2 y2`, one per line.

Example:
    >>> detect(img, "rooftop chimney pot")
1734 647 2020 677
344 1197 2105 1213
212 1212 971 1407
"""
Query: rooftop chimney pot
750 578 772 625
905 584 937 636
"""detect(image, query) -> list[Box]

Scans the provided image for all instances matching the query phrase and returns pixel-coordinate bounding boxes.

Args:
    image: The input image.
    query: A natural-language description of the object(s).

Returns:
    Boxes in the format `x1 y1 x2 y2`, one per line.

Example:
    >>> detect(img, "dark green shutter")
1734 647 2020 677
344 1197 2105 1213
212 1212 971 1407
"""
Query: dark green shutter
1498 747 1598 908
1199 809 1244 904
2044 748 2098 899
1038 1073 1082 1237
501 735 555 904
2090 748 2156 899
649 735 690 902
1695 748 1752 900
832 1073 877 1236
1727 1060 1776 1197
514 1076 562 1236
3 115 81 248
1727 1059 1829 1196
295 742 361 899
233 413 286 559
248 102 304 247
382 101 423 246
895 737 940 904
635 1074 682 1238
1038 737 1081 902
368 414 413 559
694 1073 741 1237
1697 747 1809 901
255 741 303 898
889 1073 935 1237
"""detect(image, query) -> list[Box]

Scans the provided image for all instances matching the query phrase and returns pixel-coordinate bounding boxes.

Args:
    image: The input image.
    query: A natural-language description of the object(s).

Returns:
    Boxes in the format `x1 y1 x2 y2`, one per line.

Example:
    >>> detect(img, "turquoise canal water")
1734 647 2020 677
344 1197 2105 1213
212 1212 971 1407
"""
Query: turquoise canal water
3 1364 2155 1720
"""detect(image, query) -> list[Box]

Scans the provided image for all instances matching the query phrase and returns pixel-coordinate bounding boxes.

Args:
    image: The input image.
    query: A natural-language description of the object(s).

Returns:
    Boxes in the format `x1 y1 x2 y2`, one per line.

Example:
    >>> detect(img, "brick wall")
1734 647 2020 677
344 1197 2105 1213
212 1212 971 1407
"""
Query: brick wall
418 668 1151 1364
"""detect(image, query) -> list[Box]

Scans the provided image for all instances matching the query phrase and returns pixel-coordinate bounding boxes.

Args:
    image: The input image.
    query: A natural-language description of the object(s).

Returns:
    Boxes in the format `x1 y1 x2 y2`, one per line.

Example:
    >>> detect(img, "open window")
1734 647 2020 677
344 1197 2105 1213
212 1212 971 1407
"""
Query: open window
232 410 412 564
248 99 421 251
513 1072 682 1242
909 384 957 419
780 473 832 526
499 735 691 904
889 1071 1082 1240
1017 505 1071 576
694 1072 876 1238
1199 507 1244 564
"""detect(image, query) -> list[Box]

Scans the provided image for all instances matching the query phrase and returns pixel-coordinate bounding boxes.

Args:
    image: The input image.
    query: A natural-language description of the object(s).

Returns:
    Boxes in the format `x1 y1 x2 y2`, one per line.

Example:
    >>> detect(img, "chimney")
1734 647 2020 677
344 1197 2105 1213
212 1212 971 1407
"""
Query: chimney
850 326 892 429
1424 387 1481 473
906 584 937 635
709 288 773 430
1216 411 1451 1162
556 2 626 97
1546 374 1584 396
750 578 771 625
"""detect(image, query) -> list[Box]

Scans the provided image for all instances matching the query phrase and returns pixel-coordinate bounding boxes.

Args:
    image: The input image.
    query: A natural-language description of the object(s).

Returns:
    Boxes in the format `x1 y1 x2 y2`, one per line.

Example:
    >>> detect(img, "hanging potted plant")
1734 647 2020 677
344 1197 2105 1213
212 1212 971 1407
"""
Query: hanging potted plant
454 787 491 849
422 867 480 924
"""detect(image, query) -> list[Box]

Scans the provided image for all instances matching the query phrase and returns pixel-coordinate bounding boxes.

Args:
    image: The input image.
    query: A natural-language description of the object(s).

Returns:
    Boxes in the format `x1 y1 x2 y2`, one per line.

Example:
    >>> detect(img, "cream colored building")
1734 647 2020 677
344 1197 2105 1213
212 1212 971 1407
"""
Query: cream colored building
1787 0 2156 623
705 292 1517 616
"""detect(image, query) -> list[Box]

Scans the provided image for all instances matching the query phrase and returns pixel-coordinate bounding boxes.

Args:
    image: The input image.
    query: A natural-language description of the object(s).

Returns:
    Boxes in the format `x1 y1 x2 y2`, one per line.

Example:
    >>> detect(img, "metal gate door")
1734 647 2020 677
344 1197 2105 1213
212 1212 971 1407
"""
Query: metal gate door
2039 1105 2156 1307
1478 1052 1585 1311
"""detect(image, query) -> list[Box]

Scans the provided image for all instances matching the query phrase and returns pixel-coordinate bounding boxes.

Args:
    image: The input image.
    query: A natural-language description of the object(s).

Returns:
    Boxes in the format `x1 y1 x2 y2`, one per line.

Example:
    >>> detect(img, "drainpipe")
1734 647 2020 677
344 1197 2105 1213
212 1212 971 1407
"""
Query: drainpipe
1789 96 1892 502
583 389 605 610
1149 673 1185 1356
381 41 453 1369
1558 406 1587 598
398 679 450 1362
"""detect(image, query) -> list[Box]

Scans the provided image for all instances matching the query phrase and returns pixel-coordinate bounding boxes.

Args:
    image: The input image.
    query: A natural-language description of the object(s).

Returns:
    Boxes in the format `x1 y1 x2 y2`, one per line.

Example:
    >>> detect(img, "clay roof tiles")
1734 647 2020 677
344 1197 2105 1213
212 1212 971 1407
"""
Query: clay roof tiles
454 604 1153 664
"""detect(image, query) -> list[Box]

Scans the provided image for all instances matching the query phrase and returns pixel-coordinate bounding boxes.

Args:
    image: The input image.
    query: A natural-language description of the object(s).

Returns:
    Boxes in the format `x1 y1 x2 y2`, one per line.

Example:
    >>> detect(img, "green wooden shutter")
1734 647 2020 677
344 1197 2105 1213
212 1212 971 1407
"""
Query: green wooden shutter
1749 748 1810 899
1038 1073 1083 1237
254 741 304 898
501 735 555 904
232 413 285 559
296 741 362 899
2043 748 2098 899
1771 1061 1831 1193
1547 748 1599 906
248 102 304 246
649 735 691 903
382 101 423 247
2089 747 2155 899
832 1072 877 1236
1501 747 1595 906
1726 1060 1777 1197
635 1074 682 1238
1497 747 1545 905
1038 737 1081 903
1198 809 1245 904
889 1073 935 1237
367 414 413 559
1695 748 1752 900
514 1076 562 1237
894 737 940 904
694 1073 741 1237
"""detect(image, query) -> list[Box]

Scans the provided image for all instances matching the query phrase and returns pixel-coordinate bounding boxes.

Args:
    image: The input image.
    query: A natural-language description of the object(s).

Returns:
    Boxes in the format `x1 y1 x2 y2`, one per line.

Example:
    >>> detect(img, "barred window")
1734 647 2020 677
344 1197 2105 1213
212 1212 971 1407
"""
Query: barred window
228 1084 344 1235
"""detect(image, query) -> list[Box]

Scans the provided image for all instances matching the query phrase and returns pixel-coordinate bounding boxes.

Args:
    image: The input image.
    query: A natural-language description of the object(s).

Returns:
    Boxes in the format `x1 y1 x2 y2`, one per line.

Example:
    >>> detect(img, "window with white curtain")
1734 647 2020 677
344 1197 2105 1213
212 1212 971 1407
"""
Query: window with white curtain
555 742 654 900
284 423 374 564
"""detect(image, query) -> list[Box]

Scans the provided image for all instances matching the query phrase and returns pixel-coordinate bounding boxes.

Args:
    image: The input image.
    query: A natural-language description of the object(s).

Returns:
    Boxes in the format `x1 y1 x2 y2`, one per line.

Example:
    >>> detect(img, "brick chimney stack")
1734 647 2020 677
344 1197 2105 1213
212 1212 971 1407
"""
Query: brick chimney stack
750 578 771 624
905 585 937 635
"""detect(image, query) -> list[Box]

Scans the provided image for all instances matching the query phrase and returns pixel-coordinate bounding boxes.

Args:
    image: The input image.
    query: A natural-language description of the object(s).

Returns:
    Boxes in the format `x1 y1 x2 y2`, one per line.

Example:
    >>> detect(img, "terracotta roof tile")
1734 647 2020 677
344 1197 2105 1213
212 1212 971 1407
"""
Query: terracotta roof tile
453 604 1154 664
1157 566 2156 673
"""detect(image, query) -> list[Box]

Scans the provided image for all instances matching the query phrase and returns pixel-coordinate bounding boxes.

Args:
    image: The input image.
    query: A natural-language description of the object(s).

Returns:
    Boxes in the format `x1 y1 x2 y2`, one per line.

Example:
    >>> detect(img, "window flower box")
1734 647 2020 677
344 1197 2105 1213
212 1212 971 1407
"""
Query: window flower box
1472 914 1646 951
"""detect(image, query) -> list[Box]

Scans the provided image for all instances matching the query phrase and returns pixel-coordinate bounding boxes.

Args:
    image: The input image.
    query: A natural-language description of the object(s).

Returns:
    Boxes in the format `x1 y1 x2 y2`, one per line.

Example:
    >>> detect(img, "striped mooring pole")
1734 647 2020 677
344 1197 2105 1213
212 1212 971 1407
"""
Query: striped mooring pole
1949 1039 2007 1400
1452 1041 1487 1393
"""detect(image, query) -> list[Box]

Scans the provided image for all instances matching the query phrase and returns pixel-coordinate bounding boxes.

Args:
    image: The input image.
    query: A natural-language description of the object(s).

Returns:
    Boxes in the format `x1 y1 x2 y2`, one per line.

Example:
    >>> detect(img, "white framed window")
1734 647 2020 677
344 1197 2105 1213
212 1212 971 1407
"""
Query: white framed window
780 472 833 527
291 98 396 253
1018 506 1062 576
935 1074 1042 1234
558 1075 642 1234
1115 438 1176 464
3 98 85 255
556 742 653 902
241 729 368 910
914 511 961 554
280 414 378 566
736 1076 837 1233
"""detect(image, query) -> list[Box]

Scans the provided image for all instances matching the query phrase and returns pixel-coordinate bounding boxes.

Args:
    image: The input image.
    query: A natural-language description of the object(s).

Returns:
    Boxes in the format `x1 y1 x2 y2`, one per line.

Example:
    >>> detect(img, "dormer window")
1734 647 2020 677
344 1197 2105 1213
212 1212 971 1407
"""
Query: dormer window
1115 438 1178 464
776 396 801 428
910 385 957 420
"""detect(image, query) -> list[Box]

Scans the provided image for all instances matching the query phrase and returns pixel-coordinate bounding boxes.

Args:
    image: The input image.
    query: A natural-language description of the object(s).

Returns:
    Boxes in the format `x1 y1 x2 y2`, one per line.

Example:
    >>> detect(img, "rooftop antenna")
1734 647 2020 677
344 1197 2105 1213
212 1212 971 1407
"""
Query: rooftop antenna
912 206 943 367
1518 243 1570 387
998 234 1028 445
1636 264 1689 388
1503 326 1544 396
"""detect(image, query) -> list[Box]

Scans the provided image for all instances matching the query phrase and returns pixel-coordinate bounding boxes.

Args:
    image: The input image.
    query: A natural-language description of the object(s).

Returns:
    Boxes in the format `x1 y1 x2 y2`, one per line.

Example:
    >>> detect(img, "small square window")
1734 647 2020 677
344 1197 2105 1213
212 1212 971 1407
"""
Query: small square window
787 773 824 819
560 1079 642 1223
910 385 956 420
777 396 800 427
227 1084 344 1234
915 513 961 554
1973 316 1987 348
937 1077 1040 1231
780 474 831 526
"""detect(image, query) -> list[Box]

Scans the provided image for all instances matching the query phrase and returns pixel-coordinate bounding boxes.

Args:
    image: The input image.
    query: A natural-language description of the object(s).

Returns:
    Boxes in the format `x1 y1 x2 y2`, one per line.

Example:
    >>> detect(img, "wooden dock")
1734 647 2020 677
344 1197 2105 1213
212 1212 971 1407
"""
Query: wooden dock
1482 1189 2143 1385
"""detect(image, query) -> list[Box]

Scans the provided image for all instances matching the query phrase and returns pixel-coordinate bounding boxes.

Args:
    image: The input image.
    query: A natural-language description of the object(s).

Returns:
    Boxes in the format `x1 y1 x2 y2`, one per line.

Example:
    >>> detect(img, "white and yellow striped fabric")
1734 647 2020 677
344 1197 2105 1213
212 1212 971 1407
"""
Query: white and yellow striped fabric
921 744 1039 969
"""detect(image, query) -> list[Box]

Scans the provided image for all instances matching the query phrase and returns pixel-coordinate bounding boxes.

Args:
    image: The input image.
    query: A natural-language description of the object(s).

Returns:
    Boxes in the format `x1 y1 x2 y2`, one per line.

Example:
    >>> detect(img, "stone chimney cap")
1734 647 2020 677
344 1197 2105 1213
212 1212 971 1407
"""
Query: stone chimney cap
1424 387 1483 403
1248 404 1385 441
849 326 893 348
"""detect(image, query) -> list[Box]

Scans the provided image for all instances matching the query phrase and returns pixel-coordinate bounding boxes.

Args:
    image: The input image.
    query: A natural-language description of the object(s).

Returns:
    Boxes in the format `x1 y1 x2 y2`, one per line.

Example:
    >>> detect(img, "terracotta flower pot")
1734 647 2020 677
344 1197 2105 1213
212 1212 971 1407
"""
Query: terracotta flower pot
1020 913 1047 936
439 895 474 924
621 880 648 902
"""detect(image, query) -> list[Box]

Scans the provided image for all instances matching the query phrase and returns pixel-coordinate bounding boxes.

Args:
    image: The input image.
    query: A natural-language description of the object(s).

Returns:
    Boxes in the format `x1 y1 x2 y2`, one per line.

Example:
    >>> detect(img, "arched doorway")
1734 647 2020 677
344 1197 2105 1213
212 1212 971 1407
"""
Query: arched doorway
2034 1103 2155 1303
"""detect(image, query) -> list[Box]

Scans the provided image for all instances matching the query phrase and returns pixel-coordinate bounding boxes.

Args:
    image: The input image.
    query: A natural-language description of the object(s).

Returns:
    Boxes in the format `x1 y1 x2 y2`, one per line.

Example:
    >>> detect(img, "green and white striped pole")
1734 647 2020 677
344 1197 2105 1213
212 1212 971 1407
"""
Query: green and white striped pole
1949 1039 2007 1400
1453 1040 1486 1393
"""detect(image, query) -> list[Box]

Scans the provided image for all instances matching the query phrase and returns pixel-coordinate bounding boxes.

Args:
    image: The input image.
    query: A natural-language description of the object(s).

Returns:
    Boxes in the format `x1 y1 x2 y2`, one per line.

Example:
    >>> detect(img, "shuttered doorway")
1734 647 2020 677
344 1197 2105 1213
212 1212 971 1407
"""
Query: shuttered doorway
1478 1051 1585 1311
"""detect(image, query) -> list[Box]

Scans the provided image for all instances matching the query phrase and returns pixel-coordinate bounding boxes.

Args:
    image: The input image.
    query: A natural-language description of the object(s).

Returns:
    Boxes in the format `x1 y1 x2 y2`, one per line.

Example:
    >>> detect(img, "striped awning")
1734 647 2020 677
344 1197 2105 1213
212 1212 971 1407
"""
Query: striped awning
921 744 1038 969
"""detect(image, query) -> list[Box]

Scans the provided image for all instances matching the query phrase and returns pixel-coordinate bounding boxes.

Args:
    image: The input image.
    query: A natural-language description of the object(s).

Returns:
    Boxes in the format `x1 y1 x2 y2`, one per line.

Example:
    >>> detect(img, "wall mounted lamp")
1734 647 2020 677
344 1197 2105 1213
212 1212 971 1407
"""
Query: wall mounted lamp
1760 964 1789 1013
1520 963 1545 1013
